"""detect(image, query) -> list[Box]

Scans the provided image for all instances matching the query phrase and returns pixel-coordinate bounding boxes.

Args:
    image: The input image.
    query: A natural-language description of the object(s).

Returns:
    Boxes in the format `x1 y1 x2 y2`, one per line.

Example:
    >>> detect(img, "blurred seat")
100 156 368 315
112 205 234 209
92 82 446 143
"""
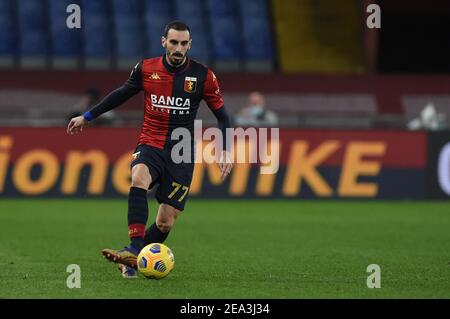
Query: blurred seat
111 0 144 69
81 0 113 69
143 0 173 57
238 0 274 72
196 93 378 128
48 0 81 69
0 89 82 127
17 0 47 69
206 0 242 71
174 0 210 65
0 0 16 68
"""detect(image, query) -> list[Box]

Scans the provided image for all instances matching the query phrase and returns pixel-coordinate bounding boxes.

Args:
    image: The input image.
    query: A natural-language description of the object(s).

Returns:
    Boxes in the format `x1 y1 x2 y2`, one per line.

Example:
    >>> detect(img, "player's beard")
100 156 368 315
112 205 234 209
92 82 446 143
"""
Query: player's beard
167 51 185 66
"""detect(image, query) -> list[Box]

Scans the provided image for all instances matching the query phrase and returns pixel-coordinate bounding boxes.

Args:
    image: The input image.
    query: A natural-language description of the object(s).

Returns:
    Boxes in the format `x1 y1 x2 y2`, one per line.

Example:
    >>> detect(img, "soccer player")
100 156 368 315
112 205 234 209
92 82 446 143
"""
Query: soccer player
67 21 233 278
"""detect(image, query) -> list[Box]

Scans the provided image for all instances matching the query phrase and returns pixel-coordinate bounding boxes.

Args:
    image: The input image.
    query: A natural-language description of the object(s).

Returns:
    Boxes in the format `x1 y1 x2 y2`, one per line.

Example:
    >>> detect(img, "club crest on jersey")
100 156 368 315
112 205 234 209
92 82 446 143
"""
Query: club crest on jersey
184 77 197 93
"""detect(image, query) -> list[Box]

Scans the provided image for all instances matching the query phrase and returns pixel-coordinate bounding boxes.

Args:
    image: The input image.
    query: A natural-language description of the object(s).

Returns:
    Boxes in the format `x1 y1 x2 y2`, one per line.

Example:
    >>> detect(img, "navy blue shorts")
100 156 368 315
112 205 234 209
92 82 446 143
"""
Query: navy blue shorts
131 144 194 211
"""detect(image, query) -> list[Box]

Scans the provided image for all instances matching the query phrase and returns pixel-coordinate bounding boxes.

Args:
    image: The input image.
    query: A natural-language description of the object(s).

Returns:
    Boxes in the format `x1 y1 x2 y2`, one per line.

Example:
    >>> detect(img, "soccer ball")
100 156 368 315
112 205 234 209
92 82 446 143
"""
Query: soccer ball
137 243 175 279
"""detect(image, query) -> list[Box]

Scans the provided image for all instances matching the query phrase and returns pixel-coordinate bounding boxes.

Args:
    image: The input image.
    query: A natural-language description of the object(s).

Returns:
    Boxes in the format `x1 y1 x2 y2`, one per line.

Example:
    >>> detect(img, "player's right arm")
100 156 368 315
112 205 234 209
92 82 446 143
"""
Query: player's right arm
67 61 143 135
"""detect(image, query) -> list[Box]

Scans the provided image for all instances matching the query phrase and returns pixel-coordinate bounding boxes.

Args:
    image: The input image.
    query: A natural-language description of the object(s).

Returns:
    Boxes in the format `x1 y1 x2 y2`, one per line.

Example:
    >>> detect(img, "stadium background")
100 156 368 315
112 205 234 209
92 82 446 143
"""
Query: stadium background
1 0 450 299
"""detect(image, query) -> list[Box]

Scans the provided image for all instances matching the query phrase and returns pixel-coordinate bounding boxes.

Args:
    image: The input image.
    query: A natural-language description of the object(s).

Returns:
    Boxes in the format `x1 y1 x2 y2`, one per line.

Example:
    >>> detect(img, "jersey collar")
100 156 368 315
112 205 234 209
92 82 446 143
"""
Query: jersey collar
162 55 190 74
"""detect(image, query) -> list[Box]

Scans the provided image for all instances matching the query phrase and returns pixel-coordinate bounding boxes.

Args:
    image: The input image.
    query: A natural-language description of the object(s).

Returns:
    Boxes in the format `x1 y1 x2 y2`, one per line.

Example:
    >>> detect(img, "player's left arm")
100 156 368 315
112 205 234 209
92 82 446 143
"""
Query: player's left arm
212 106 233 180
203 69 233 181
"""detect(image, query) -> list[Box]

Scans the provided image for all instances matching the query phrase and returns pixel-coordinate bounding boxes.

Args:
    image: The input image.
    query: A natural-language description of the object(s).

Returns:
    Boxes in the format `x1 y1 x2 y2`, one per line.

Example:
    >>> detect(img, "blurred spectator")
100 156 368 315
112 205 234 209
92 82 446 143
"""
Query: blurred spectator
235 91 278 127
407 103 446 131
66 88 118 126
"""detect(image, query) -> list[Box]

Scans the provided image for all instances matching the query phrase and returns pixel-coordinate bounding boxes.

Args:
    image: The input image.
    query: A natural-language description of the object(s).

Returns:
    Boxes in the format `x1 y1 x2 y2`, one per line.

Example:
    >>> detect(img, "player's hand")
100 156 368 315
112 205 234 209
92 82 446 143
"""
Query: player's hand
218 150 233 181
67 115 87 135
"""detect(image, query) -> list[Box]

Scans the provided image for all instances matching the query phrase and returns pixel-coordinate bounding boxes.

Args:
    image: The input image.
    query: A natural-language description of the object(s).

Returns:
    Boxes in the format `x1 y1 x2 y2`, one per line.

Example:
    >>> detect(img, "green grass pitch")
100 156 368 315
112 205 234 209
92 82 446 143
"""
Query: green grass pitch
0 199 449 298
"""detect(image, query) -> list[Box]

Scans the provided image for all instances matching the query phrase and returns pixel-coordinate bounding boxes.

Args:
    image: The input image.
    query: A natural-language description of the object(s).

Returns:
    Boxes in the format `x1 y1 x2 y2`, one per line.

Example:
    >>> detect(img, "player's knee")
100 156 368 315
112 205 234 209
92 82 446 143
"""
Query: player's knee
131 174 149 189
131 164 152 189
156 204 180 232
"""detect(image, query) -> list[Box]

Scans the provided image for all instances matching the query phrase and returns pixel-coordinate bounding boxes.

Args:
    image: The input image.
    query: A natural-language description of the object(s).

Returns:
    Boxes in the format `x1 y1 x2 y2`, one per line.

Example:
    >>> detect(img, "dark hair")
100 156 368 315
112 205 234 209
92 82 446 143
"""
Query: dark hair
163 21 191 38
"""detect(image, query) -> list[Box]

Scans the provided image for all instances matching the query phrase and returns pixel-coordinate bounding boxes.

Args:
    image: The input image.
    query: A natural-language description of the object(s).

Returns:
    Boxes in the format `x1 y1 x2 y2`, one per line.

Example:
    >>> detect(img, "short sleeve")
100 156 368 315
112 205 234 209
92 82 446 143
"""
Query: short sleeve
203 69 224 111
